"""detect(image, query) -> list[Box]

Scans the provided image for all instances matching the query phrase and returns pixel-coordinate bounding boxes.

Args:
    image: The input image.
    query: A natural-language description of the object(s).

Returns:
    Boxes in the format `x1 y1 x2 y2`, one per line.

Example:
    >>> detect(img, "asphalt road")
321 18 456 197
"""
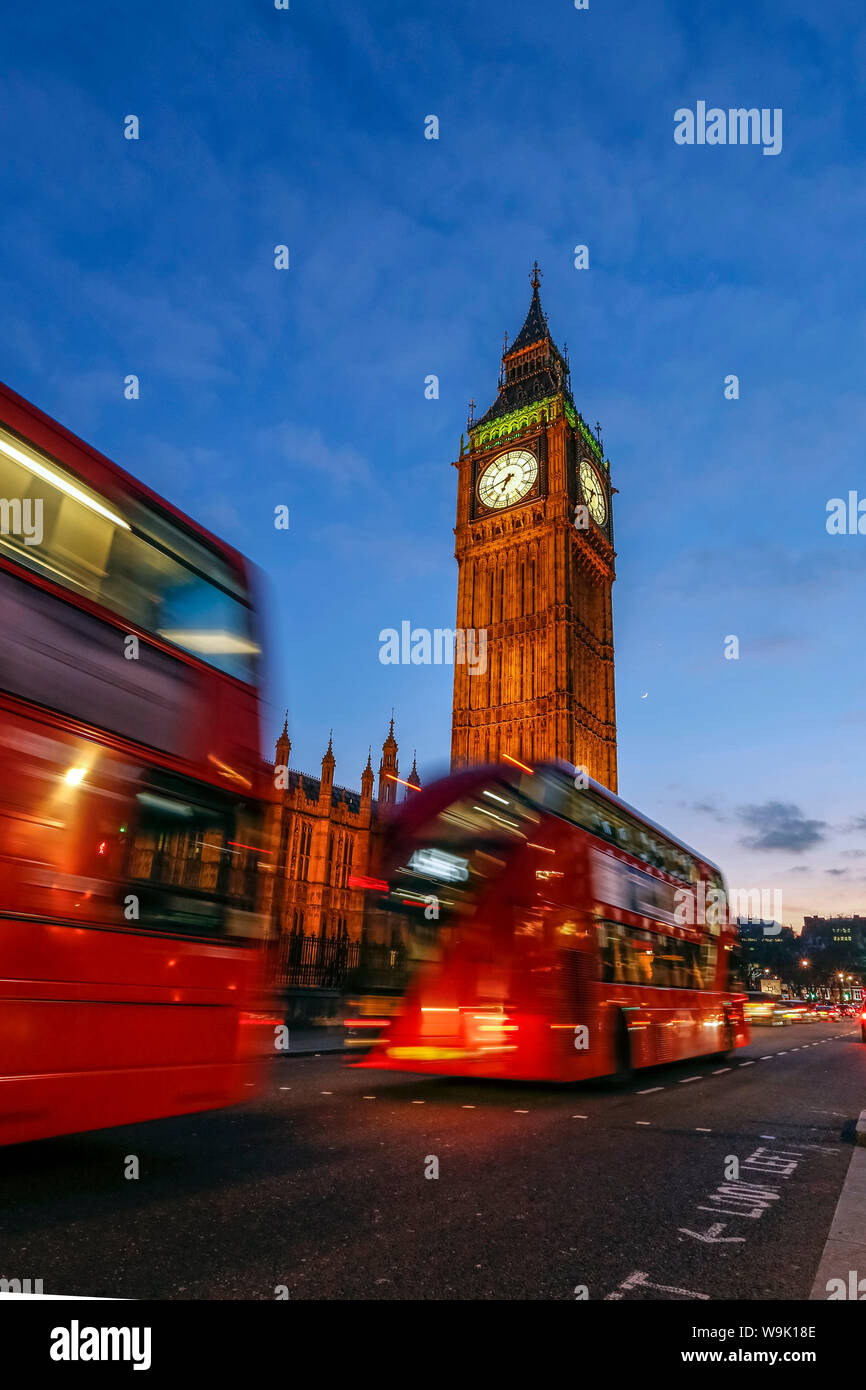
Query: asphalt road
0 1020 862 1300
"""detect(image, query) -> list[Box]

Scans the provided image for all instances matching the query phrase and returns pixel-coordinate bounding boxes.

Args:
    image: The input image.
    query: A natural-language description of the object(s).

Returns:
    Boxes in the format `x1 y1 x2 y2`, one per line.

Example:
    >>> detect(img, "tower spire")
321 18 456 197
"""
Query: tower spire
275 711 291 773
379 714 398 806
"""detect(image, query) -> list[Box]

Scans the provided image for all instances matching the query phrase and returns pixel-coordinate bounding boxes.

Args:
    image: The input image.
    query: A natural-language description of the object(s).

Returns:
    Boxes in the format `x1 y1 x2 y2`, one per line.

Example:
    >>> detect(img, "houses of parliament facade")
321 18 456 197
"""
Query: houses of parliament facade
269 268 618 943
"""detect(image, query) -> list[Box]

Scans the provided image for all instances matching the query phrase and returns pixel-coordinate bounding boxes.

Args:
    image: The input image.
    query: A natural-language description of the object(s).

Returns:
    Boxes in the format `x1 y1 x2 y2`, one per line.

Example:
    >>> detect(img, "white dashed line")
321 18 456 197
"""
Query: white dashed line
572 1114 588 1119
514 1109 529 1114
713 1068 731 1074
679 1076 702 1084
638 1087 664 1094
760 1056 773 1060
739 1061 755 1067
411 1100 425 1105
636 1121 651 1126
362 1095 375 1100
321 1091 333 1095
462 1105 476 1109
696 1128 712 1133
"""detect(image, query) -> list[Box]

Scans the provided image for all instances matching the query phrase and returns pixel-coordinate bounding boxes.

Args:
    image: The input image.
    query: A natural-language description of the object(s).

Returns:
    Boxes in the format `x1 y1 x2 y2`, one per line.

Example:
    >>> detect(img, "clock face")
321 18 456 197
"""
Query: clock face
579 458 607 526
477 449 538 511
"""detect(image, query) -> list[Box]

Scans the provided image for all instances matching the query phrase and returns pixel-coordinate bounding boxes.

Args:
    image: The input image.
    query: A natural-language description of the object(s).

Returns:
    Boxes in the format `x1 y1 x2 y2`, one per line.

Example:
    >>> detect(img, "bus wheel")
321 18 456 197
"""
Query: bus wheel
609 1013 634 1087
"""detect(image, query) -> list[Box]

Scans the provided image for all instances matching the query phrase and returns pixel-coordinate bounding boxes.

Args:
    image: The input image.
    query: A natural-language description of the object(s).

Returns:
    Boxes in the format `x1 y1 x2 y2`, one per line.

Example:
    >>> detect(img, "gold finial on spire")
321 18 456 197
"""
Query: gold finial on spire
530 260 542 290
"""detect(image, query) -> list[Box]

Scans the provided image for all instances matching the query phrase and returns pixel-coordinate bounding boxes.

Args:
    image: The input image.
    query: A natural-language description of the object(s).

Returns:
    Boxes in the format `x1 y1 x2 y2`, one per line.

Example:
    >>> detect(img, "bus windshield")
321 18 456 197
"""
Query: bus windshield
383 777 541 930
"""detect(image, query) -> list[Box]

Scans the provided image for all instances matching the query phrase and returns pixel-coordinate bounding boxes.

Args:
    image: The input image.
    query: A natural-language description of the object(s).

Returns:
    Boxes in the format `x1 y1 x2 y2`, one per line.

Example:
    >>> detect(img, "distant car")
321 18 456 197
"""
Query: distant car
814 1003 840 1021
860 1009 866 1042
776 1000 810 1023
840 1004 856 1018
744 993 782 1025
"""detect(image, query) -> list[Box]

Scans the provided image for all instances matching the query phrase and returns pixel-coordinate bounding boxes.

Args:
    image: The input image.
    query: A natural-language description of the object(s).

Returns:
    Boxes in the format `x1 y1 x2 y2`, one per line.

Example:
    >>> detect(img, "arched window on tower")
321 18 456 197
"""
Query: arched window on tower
289 821 300 878
298 822 312 882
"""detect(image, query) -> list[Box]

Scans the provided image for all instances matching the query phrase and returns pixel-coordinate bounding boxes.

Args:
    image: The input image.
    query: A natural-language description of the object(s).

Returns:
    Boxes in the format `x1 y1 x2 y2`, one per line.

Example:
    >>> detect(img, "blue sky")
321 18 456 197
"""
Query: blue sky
2 0 865 926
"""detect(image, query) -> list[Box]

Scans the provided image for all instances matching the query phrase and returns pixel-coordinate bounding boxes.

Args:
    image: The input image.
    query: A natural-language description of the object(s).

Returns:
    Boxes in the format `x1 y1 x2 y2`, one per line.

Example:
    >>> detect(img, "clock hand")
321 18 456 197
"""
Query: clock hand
499 472 514 492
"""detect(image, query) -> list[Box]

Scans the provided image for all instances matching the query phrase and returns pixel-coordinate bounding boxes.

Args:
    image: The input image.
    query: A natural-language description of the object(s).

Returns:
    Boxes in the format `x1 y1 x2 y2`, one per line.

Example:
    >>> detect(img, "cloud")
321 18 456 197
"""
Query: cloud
264 423 372 490
737 801 827 852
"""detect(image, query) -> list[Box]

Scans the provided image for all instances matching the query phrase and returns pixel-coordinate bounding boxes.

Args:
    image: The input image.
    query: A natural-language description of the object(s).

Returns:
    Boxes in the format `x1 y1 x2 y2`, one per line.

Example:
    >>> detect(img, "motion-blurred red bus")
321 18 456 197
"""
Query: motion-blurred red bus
355 760 748 1081
0 382 275 1145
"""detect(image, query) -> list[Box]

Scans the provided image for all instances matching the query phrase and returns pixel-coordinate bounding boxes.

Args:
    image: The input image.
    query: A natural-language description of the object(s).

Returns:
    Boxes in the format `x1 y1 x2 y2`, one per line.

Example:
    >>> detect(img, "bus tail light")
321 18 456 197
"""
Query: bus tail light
468 1008 519 1053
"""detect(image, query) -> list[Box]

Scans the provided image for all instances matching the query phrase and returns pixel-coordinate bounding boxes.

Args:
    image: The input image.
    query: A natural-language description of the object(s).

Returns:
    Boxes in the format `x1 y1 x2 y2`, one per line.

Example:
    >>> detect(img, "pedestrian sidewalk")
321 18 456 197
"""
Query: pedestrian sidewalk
810 1113 866 1298
283 1028 346 1056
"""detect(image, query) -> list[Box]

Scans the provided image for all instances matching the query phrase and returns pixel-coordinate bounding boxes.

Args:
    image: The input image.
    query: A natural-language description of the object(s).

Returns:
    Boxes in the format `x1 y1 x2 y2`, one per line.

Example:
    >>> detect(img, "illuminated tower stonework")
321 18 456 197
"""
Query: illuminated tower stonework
450 266 617 790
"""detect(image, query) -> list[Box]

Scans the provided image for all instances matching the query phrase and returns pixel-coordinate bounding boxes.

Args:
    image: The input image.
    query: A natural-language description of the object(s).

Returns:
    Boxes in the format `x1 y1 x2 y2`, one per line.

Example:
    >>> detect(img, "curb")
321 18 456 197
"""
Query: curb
282 1046 347 1058
809 1110 866 1299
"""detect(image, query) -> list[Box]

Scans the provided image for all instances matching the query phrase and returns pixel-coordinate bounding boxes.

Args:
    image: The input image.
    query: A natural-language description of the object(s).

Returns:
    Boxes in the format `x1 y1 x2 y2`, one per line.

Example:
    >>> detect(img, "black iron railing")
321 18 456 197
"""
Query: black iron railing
276 932 406 991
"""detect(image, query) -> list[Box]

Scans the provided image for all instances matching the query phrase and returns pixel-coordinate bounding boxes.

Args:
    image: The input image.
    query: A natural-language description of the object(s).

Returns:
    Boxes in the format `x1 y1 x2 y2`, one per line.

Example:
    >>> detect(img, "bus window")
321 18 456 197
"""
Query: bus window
125 770 264 936
628 931 654 986
598 921 616 982
695 939 718 990
0 423 259 681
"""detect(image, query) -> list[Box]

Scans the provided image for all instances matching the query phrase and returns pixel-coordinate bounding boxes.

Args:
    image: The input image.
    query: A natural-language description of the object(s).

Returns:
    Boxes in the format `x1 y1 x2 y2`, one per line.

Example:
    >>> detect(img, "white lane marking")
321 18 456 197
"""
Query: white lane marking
514 1109 529 1114
638 1087 664 1094
572 1114 588 1119
411 1100 425 1104
760 1134 776 1139
696 1128 712 1133
679 1076 702 1084
760 1055 773 1060
778 1051 788 1055
713 1067 731 1074
606 1270 710 1301
739 1061 755 1067
362 1095 376 1100
462 1105 476 1109
279 1086 292 1090
636 1121 651 1126
320 1091 333 1095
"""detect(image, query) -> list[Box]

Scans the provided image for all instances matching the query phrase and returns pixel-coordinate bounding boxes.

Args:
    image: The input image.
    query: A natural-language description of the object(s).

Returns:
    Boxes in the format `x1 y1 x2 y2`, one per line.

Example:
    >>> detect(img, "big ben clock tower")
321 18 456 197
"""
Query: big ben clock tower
450 265 617 791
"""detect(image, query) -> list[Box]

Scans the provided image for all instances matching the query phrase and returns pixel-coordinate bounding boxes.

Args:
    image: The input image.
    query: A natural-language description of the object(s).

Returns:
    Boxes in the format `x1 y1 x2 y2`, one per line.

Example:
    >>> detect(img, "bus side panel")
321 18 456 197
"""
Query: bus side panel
0 1061 262 1147
0 919 267 1146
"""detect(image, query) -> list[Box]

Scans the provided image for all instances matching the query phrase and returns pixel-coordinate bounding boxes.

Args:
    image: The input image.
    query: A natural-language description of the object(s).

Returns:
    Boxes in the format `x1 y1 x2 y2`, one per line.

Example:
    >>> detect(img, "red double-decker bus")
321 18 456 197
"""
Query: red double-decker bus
0 382 275 1146
355 760 748 1081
